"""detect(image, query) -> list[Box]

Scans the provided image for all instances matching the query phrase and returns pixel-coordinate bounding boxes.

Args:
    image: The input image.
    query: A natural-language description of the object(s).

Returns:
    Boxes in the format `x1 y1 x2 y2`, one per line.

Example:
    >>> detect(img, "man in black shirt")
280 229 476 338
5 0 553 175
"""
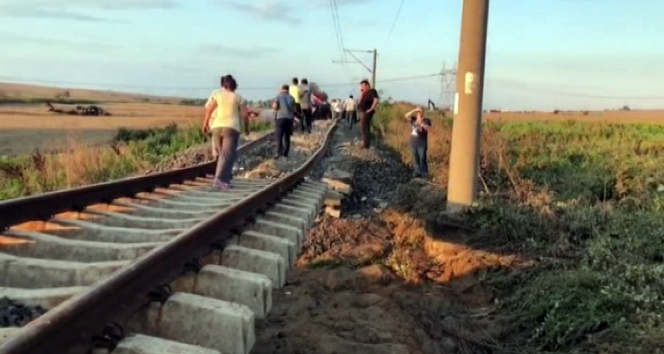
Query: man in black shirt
404 106 432 178
357 80 379 148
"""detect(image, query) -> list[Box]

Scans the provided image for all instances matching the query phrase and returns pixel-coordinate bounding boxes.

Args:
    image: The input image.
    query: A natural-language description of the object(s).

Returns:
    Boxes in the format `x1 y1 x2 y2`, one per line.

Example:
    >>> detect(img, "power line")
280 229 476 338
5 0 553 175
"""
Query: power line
327 0 356 89
383 0 406 47
328 0 345 62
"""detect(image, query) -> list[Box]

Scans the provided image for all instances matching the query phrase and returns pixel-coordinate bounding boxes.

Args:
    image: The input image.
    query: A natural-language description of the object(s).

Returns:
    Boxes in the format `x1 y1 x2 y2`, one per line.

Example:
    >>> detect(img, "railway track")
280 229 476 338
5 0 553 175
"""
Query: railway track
0 120 338 354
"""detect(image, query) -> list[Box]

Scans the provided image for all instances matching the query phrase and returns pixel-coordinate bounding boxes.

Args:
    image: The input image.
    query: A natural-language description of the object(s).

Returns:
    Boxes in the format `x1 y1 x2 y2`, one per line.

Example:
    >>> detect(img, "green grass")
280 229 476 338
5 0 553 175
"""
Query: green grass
377 103 664 353
0 120 271 201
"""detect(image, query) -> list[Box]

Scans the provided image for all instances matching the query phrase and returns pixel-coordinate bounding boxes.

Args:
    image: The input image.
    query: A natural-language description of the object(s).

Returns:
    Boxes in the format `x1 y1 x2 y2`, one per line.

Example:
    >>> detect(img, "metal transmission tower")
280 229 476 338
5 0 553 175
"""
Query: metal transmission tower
439 62 457 111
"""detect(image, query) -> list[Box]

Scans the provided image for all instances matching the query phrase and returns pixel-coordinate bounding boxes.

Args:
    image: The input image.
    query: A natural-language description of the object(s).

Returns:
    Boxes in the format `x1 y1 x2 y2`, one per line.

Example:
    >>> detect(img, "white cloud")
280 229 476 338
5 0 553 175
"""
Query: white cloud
199 43 278 58
218 0 299 24
0 0 177 21
216 0 375 24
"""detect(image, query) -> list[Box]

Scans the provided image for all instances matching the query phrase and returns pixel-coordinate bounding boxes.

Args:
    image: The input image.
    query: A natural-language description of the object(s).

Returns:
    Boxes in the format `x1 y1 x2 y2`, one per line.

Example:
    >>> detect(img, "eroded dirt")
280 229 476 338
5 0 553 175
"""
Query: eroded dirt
254 120 522 354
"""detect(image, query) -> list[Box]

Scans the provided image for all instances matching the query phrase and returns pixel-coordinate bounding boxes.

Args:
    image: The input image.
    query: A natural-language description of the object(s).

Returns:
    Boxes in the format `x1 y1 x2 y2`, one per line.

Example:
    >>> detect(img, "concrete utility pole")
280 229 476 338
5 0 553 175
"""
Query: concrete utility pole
446 0 490 213
371 49 377 88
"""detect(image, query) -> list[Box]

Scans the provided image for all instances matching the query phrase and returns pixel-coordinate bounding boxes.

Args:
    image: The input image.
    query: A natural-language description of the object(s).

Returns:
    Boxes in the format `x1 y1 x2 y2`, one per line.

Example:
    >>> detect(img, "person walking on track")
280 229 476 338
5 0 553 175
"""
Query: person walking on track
289 77 302 124
343 94 357 129
205 75 226 158
357 79 380 148
203 75 249 190
299 78 313 134
404 106 432 178
272 85 296 159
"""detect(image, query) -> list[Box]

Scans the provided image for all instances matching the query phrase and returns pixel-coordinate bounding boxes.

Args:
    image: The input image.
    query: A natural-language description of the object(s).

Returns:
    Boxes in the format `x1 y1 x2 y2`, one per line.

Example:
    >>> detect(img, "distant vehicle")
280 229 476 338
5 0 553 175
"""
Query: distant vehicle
46 102 112 116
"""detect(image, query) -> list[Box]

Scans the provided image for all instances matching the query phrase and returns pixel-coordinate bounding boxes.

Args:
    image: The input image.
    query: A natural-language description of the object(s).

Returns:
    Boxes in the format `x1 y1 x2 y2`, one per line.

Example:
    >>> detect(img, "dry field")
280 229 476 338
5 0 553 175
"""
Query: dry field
486 109 664 124
0 103 201 155
0 83 203 155
2 82 663 156
0 82 181 104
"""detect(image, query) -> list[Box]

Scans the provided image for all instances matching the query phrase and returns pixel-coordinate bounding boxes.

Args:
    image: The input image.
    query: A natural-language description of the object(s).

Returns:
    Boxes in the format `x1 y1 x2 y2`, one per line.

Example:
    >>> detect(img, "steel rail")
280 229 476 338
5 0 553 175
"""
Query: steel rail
0 132 273 231
0 121 338 354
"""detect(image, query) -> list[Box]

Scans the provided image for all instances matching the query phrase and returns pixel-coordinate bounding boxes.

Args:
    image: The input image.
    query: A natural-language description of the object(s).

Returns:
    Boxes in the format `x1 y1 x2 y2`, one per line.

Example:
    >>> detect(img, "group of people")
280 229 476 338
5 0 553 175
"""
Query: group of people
202 74 431 191
330 95 357 128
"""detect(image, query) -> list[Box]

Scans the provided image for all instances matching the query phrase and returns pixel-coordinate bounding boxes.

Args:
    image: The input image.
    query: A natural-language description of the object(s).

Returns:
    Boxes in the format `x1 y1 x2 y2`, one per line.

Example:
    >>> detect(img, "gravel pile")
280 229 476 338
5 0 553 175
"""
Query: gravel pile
147 131 270 174
240 120 332 179
0 297 45 328
310 126 412 216
145 122 331 177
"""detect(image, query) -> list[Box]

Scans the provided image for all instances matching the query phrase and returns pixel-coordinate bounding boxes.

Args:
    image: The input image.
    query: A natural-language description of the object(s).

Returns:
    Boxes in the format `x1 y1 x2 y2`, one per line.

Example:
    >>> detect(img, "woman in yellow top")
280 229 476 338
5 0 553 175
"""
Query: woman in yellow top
203 75 249 190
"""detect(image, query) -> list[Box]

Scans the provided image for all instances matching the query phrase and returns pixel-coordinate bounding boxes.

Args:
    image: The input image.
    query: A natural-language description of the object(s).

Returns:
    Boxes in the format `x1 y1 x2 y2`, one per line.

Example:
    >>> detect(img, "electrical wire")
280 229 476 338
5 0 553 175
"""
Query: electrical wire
327 0 356 93
328 0 345 63
383 0 406 47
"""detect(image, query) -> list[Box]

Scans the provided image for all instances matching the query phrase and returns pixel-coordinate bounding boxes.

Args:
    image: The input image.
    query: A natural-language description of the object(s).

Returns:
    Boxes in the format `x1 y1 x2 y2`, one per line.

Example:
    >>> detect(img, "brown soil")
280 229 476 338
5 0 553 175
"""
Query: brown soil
253 122 524 354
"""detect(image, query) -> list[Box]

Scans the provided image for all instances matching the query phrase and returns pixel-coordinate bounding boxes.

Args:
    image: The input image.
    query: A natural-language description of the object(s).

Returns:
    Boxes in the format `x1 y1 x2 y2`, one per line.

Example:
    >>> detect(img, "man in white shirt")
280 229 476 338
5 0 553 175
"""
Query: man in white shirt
343 95 357 129
205 76 226 158
332 99 343 120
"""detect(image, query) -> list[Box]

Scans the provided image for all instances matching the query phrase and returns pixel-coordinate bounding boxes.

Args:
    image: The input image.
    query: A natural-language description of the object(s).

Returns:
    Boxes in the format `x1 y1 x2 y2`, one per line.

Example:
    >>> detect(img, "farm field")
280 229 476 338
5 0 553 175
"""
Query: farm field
0 84 203 155
0 82 182 104
0 103 201 155
2 83 664 155
486 109 664 124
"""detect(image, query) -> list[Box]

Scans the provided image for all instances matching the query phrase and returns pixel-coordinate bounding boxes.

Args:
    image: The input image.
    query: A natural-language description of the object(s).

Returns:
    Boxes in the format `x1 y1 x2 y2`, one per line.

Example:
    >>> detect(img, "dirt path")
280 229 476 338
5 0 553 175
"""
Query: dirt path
252 121 514 354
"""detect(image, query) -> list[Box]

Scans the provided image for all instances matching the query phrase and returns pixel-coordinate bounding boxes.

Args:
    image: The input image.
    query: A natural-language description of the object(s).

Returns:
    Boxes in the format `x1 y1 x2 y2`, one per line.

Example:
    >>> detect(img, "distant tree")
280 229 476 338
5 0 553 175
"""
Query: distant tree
621 105 631 111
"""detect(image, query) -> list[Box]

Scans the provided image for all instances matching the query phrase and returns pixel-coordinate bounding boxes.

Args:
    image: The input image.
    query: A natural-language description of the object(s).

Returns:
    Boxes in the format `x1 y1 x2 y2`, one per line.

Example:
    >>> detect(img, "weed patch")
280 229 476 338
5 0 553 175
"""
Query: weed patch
0 120 271 200
375 103 664 353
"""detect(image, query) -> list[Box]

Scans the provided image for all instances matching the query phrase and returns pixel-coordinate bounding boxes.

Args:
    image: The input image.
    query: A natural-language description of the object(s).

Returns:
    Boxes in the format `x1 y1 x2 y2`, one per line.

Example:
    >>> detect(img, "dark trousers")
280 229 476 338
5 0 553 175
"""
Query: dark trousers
301 108 313 133
410 144 428 177
359 111 374 148
211 127 239 183
345 110 356 129
294 103 302 119
275 118 293 157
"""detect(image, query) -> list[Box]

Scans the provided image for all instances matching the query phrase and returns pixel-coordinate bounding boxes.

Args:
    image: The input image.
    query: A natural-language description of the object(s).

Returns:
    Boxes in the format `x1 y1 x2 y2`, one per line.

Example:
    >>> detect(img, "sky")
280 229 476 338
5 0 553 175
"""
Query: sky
0 0 663 111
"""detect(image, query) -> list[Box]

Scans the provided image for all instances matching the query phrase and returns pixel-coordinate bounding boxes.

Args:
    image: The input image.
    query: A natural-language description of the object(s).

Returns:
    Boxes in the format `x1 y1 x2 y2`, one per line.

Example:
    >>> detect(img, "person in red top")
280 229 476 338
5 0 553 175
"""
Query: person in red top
357 79 379 148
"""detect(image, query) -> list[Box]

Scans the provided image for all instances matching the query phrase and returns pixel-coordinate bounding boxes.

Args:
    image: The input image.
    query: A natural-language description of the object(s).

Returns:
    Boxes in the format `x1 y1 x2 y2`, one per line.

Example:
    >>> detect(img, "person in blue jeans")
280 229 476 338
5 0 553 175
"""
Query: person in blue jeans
404 106 432 178
272 85 295 159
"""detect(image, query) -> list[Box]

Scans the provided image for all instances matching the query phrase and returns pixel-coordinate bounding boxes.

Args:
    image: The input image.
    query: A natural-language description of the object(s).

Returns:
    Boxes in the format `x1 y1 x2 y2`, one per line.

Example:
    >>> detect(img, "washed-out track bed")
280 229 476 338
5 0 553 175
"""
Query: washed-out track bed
0 122 337 354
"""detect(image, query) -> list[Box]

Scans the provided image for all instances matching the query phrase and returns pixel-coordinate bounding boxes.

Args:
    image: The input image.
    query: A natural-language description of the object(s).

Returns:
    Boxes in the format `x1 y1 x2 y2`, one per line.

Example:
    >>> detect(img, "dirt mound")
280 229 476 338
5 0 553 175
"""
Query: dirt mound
254 123 518 354
299 217 392 267
254 266 504 354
